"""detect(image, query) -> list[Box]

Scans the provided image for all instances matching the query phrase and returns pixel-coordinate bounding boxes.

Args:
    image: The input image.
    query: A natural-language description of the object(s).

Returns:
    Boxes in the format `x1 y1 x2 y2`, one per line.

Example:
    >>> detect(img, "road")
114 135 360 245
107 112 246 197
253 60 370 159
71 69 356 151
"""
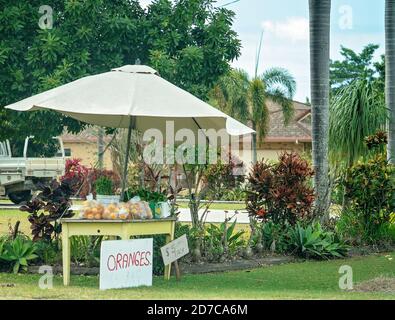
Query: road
177 208 250 224
0 203 250 224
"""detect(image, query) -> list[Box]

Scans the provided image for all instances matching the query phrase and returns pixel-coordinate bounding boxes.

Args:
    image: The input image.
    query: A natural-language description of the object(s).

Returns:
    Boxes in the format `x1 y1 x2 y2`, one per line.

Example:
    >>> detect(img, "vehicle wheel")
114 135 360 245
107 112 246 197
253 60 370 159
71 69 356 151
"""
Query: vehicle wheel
8 190 32 205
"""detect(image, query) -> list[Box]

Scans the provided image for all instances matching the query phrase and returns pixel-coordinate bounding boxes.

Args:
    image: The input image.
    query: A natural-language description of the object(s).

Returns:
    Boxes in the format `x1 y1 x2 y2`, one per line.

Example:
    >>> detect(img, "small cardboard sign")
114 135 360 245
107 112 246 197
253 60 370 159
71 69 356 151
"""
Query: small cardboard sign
160 234 189 266
100 239 153 290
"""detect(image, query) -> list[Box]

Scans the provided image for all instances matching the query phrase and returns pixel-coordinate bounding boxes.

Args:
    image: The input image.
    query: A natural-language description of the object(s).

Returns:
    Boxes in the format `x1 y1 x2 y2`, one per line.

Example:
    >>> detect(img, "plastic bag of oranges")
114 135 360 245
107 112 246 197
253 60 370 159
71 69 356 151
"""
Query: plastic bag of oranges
82 200 104 220
102 203 120 220
128 201 153 220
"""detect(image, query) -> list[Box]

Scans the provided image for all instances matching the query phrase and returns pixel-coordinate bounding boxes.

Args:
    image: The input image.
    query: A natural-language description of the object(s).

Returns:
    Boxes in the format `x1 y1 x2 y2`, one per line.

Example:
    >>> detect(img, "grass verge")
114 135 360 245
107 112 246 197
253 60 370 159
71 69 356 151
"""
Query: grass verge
0 253 394 300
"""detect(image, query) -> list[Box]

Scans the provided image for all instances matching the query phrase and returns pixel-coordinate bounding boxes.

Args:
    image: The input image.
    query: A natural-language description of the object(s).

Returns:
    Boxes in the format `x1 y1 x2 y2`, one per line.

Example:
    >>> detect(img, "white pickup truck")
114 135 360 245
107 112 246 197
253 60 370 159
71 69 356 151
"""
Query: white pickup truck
0 137 65 204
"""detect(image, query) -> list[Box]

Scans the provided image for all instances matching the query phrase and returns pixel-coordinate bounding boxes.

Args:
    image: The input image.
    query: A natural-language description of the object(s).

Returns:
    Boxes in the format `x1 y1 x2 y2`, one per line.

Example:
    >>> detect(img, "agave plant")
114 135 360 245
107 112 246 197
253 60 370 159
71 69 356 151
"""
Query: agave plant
289 222 349 260
0 237 38 273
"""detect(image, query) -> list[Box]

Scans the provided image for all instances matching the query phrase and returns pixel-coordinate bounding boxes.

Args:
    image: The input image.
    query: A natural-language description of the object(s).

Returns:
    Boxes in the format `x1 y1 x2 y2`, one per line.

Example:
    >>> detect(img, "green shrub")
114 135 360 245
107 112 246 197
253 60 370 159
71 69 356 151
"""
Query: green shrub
203 220 245 261
0 237 38 273
220 187 245 201
70 236 102 267
125 188 166 203
260 221 291 253
203 156 245 201
95 177 114 195
35 239 62 265
341 154 395 244
289 222 349 260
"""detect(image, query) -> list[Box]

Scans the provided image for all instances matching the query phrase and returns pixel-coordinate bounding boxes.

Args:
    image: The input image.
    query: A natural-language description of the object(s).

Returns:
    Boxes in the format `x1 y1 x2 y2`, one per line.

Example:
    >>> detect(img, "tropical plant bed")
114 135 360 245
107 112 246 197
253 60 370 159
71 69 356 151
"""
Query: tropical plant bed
24 249 393 276
178 256 295 274
24 256 295 276
348 244 395 257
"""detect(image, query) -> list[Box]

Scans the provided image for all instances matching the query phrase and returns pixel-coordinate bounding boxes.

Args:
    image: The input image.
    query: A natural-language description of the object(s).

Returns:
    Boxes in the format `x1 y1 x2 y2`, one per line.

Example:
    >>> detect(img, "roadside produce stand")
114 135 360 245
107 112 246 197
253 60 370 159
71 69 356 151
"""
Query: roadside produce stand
4 64 254 287
61 217 176 286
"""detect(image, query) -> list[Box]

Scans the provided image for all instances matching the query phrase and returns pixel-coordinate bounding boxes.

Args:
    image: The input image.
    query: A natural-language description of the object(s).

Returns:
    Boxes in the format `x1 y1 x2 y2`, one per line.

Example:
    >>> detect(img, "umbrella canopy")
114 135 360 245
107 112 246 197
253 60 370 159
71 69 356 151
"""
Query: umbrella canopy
5 65 254 136
5 65 254 199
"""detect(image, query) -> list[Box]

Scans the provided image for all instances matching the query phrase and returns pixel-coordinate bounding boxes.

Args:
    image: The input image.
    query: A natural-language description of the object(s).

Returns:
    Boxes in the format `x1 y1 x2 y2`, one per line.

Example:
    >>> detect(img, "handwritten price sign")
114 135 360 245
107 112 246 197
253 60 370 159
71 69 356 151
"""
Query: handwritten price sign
160 234 189 266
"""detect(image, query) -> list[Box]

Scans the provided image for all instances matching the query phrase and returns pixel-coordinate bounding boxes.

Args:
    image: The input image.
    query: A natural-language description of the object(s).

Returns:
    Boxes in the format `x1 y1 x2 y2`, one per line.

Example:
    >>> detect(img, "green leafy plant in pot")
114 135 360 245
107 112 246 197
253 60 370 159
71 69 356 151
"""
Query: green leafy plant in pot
95 177 119 205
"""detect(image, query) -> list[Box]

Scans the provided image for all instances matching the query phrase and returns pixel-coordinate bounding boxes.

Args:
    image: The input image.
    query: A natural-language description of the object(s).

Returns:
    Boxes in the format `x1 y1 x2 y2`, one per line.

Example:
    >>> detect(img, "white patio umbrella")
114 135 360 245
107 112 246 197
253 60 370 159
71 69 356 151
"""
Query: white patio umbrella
5 65 254 198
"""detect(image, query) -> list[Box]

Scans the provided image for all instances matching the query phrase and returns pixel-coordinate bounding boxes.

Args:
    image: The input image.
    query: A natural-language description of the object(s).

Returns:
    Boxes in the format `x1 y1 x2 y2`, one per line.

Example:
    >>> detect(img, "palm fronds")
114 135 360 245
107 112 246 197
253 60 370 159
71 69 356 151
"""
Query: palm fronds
249 78 269 139
210 68 296 141
266 88 295 125
262 67 296 99
329 79 388 169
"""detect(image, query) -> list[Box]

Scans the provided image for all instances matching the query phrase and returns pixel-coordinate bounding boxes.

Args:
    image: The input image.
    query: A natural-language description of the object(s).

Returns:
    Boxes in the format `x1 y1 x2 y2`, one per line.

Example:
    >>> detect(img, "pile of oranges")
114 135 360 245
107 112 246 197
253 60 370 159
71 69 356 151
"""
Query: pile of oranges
81 201 153 220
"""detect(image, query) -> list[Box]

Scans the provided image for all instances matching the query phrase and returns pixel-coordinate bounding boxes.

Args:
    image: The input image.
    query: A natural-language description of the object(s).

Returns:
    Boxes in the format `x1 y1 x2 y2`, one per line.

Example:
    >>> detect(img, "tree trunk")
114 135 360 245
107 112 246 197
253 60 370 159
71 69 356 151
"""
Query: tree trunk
309 0 331 220
97 127 104 169
386 0 395 164
251 122 257 164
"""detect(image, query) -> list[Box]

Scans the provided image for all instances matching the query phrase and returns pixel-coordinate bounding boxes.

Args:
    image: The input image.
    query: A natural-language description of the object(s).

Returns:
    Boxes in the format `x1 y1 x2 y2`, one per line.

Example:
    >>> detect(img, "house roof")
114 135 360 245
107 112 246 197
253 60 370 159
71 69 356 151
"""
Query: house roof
266 100 311 142
61 127 112 144
240 100 312 145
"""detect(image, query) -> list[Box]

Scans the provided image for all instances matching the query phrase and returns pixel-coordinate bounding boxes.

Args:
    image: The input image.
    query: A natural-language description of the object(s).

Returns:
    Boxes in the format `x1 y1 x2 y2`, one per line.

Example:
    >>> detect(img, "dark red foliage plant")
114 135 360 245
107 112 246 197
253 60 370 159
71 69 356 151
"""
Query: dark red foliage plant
20 178 77 241
61 158 88 183
61 158 120 198
61 158 88 195
79 168 121 198
246 152 315 226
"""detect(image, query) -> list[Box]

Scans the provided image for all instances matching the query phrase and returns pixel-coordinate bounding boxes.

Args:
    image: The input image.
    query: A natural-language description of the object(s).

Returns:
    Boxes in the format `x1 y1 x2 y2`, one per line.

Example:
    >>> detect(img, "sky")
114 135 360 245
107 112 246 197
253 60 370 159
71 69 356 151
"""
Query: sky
140 0 386 102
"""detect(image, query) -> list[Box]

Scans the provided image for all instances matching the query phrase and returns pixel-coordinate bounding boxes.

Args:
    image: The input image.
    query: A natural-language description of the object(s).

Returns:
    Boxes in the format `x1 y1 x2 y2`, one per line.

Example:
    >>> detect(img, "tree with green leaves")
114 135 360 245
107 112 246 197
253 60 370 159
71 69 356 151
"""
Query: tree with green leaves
330 44 385 93
0 0 241 148
210 68 296 164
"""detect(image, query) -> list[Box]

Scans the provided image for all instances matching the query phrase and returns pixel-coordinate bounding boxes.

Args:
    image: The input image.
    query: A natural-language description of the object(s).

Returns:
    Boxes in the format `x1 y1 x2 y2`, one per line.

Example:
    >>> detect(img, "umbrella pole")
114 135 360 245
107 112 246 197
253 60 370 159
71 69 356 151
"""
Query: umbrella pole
120 117 134 201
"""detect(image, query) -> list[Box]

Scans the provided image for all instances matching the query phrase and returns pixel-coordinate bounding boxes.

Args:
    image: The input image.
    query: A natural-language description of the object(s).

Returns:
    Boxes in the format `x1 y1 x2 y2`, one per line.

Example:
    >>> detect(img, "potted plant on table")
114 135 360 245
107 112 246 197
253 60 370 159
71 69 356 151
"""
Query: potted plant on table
125 188 169 218
95 177 119 205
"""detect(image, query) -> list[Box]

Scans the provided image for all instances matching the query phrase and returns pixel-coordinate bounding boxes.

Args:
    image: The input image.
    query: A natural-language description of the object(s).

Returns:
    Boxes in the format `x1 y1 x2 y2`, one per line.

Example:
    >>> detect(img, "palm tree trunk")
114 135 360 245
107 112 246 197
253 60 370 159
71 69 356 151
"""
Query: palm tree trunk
386 0 395 164
251 122 257 164
309 0 331 220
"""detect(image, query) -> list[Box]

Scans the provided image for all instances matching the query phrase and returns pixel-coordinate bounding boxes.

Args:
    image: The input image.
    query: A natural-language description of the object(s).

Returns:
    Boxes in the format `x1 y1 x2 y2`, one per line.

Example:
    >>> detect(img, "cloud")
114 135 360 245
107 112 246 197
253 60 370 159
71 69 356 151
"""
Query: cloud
139 0 153 9
261 17 309 42
232 31 311 102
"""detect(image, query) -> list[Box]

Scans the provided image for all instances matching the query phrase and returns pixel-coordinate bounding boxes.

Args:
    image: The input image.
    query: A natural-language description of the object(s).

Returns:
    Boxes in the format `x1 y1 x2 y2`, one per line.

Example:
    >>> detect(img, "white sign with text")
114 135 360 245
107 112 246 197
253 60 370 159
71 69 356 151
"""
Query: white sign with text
100 239 153 290
160 234 189 266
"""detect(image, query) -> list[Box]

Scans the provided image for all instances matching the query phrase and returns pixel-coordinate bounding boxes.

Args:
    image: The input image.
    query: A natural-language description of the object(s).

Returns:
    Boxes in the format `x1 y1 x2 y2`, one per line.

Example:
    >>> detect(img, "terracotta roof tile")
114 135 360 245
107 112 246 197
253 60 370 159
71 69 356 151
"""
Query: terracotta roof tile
61 127 112 143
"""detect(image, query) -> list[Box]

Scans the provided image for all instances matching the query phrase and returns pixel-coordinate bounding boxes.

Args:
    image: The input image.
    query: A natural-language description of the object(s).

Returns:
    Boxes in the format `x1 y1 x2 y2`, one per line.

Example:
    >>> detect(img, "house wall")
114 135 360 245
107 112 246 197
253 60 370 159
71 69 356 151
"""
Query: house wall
63 141 114 170
62 140 311 174
234 142 311 170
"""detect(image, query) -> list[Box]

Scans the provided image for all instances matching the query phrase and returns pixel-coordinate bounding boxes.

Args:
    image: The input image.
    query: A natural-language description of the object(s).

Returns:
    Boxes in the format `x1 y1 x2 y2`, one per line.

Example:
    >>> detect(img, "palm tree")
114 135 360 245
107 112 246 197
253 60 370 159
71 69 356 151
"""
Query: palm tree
210 68 296 163
386 0 395 164
329 79 387 170
309 0 331 219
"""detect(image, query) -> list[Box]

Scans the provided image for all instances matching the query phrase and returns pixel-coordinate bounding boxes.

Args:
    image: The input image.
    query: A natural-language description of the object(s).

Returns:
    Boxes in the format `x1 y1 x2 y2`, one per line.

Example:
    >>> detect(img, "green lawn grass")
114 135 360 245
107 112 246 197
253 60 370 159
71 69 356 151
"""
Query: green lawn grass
0 210 30 236
1 209 394 300
0 253 394 300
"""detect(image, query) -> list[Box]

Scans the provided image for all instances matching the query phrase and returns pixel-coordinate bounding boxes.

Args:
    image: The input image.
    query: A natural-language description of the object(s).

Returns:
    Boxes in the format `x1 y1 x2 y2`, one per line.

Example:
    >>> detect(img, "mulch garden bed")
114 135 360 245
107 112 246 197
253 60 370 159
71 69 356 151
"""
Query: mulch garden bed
26 256 295 276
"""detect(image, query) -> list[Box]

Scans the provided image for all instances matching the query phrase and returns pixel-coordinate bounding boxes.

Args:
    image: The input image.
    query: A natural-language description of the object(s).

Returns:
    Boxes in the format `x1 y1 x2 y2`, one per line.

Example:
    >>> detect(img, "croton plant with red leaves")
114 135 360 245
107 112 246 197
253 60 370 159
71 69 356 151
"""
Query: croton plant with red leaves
246 152 315 226
60 158 120 198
